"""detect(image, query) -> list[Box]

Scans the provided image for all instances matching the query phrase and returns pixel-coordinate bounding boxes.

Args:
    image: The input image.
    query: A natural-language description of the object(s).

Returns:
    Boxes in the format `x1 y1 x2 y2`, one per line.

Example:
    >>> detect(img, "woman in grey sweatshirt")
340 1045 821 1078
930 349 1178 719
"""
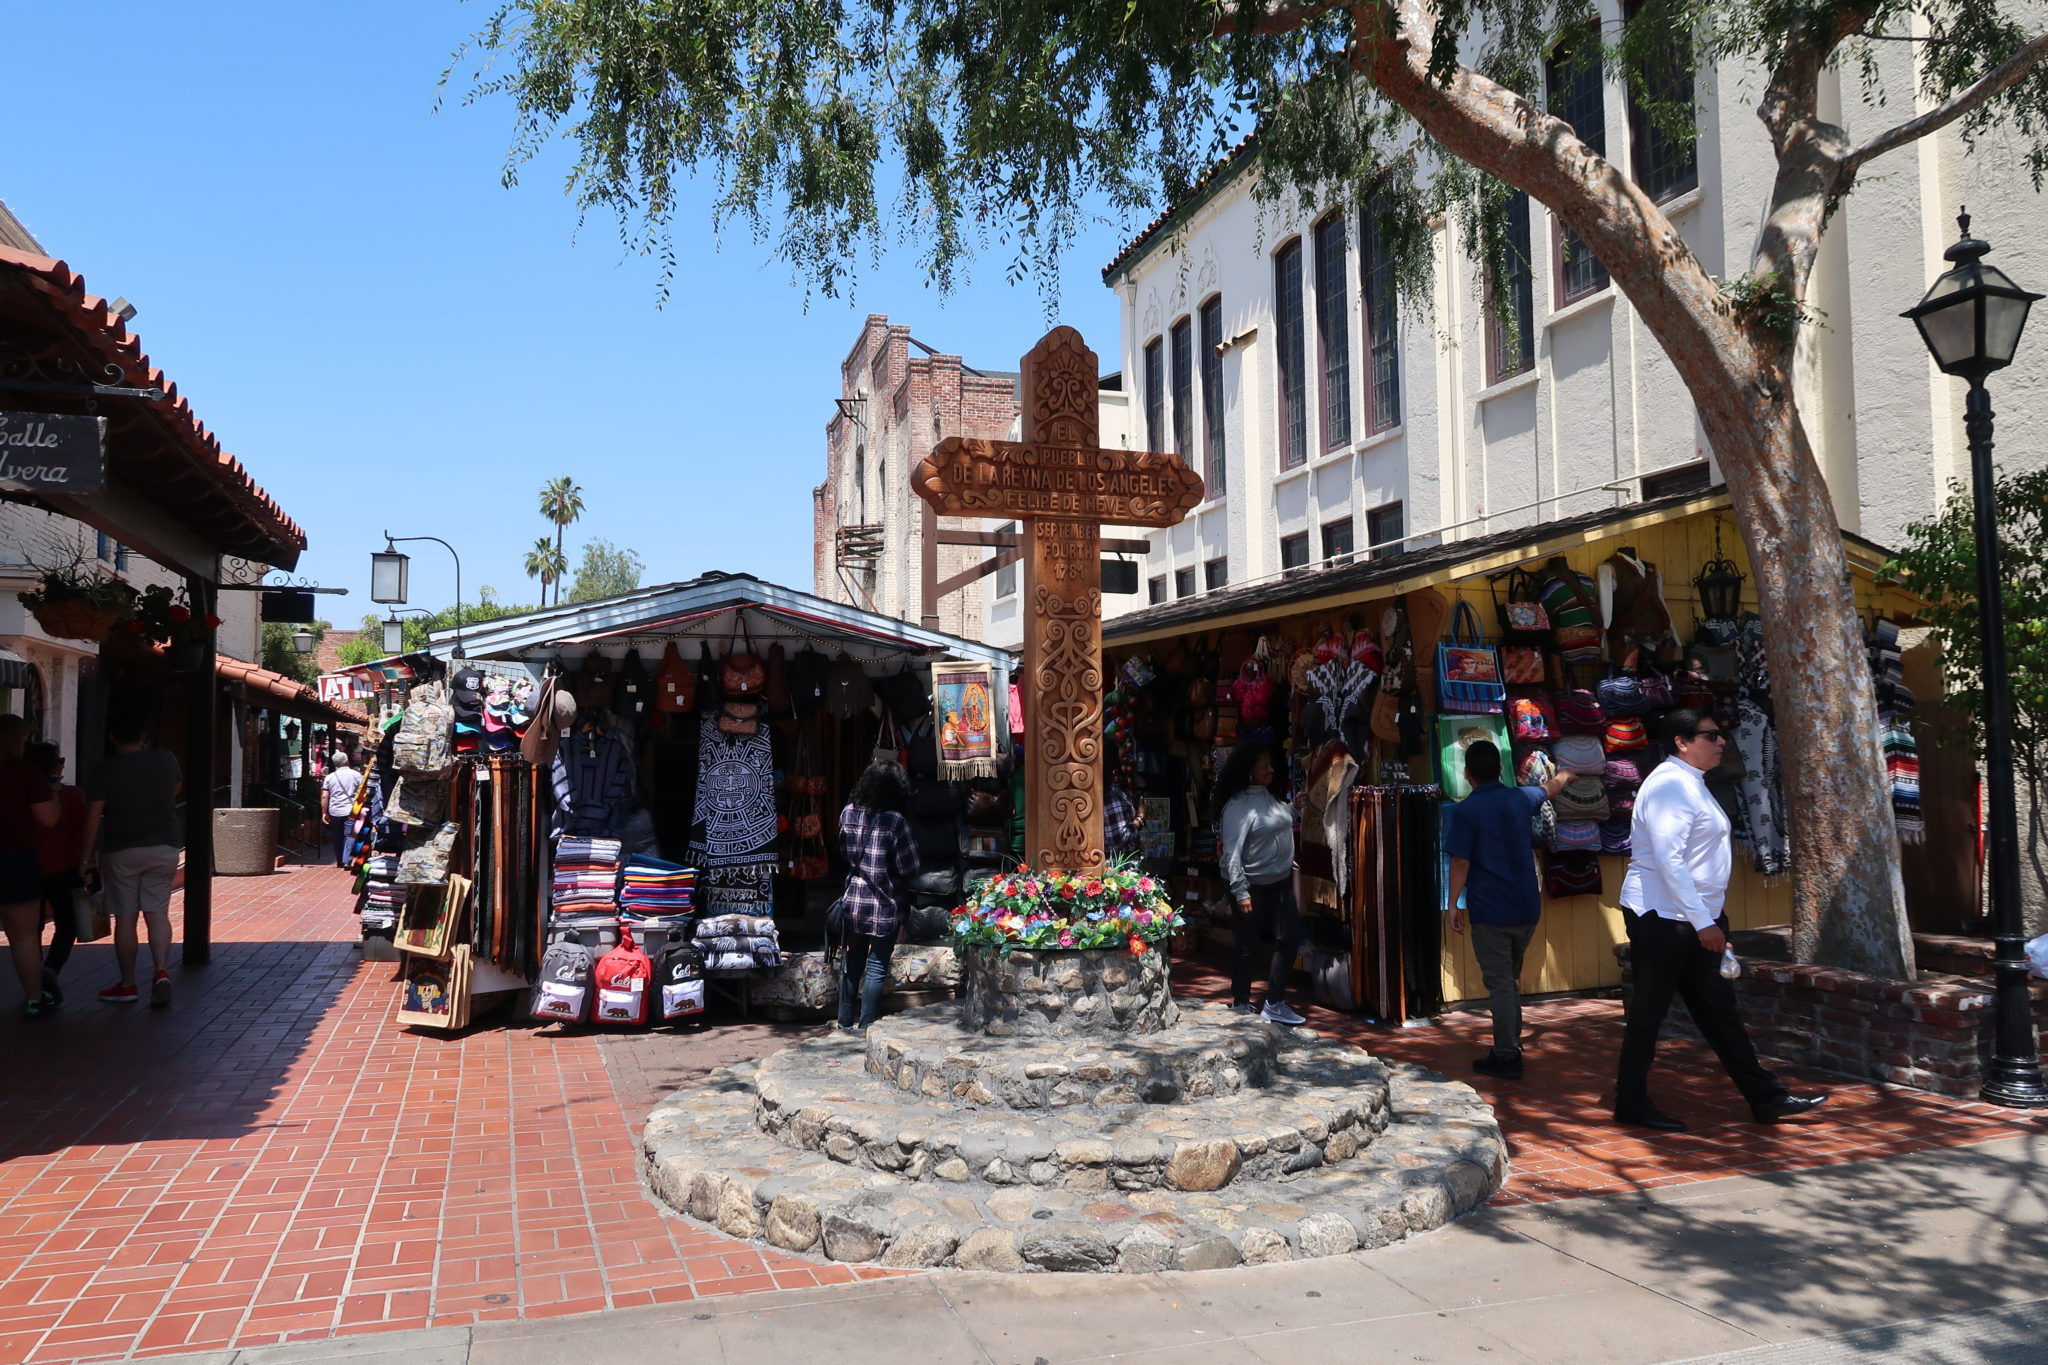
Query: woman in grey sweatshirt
1216 741 1305 1024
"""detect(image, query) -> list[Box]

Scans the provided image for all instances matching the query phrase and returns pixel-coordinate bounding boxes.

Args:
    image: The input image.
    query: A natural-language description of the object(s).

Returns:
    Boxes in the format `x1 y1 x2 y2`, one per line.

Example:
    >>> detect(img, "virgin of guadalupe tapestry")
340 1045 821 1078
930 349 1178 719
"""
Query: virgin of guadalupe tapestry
931 660 1000 780
685 710 778 914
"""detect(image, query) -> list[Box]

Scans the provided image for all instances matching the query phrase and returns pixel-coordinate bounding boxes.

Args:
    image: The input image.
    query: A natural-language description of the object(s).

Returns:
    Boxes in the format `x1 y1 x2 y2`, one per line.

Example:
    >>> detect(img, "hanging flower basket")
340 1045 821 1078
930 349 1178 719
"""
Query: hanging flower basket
31 599 125 642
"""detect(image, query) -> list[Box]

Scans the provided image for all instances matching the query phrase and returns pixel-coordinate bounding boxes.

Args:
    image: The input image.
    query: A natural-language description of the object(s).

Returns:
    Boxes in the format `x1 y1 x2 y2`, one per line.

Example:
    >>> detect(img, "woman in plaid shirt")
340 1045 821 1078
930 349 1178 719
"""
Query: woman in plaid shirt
835 759 921 1031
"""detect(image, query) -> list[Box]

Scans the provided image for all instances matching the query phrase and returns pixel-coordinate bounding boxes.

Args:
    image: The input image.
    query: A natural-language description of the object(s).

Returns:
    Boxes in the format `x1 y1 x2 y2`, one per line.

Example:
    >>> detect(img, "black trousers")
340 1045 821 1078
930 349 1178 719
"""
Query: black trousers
1232 878 1304 1006
1618 910 1786 1112
41 870 79 976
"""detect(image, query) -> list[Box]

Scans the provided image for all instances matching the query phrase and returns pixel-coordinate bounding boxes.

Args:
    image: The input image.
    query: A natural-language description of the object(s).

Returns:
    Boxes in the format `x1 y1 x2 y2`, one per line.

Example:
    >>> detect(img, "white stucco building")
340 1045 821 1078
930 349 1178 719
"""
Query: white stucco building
994 25 2045 622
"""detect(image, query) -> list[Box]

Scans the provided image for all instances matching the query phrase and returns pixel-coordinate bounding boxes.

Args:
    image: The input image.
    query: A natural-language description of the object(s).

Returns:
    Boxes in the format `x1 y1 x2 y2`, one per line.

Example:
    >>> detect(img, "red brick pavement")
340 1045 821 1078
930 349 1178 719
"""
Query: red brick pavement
0 865 2037 1364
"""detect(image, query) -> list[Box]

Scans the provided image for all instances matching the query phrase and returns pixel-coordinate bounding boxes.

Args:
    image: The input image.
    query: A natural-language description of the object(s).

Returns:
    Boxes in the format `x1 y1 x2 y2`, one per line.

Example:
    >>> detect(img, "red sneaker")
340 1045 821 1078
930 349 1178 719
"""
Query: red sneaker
99 982 139 1003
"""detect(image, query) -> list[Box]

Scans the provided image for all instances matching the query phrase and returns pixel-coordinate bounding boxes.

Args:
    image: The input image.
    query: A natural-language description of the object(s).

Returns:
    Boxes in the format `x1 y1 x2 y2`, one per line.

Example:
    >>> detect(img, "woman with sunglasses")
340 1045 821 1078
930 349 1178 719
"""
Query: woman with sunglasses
1613 707 1826 1132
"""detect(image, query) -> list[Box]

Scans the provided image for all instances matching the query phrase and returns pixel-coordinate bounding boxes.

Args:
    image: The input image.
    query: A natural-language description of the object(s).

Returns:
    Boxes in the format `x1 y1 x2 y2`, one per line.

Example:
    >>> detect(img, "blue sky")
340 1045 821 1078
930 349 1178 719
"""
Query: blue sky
5 1 1130 621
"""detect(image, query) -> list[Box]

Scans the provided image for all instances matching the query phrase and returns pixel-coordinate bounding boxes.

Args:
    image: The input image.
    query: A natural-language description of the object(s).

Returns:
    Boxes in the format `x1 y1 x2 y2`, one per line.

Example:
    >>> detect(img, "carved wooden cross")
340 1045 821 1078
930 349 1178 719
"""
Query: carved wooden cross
912 326 1204 873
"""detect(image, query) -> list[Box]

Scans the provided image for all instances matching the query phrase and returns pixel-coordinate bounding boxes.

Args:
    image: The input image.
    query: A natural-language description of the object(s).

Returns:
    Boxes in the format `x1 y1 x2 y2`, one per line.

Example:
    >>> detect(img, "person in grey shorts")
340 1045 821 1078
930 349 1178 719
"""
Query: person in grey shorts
80 717 183 1007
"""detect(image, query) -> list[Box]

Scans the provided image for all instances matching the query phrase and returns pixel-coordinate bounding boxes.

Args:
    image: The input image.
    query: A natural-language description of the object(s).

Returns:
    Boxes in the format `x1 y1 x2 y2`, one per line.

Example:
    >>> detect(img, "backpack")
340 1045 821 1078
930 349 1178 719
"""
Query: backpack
392 682 456 777
592 926 653 1027
788 648 830 717
655 937 705 1019
655 642 696 713
826 658 874 720
531 936 593 1022
616 649 653 720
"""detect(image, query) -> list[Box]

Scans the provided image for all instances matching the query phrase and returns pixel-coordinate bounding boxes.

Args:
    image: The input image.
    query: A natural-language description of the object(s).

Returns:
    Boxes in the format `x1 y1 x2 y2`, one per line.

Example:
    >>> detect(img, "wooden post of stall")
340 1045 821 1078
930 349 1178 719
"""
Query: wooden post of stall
182 575 216 965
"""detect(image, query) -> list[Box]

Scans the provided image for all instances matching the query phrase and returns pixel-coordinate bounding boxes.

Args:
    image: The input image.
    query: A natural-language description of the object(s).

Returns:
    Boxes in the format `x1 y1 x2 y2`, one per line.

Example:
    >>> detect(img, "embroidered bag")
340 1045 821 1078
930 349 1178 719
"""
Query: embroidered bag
1545 850 1604 898
1553 734 1609 774
1596 671 1650 717
1436 601 1506 714
1121 655 1157 690
1503 645 1546 686
1603 758 1643 788
1553 688 1606 732
1509 695 1558 743
1598 816 1634 855
1553 775 1611 821
1237 640 1275 727
1515 745 1558 786
1603 717 1650 753
1640 672 1675 709
1553 819 1602 851
1532 797 1557 851
1495 567 1552 643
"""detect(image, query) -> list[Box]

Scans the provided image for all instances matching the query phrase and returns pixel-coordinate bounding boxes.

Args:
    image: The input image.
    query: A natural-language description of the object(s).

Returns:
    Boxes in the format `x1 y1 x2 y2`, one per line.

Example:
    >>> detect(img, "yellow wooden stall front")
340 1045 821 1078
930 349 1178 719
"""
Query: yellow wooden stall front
1430 508 1919 1006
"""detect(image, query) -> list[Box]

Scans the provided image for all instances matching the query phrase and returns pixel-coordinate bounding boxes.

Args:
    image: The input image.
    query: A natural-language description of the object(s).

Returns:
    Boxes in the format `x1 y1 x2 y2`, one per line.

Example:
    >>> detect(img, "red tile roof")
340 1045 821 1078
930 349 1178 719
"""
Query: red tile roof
0 247 306 566
216 654 366 728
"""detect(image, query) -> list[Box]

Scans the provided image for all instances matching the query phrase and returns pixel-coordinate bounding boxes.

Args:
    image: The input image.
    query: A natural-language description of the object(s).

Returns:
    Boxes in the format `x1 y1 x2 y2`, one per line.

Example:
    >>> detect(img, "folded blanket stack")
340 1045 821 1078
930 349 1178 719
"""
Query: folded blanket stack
1867 621 1923 844
621 854 696 917
694 911 781 971
553 836 623 917
360 880 407 933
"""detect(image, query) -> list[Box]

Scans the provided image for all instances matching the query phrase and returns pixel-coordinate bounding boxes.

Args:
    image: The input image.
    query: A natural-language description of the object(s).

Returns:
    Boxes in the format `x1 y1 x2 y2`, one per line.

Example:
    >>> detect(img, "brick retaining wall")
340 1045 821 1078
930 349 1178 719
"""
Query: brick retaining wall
1621 928 2048 1097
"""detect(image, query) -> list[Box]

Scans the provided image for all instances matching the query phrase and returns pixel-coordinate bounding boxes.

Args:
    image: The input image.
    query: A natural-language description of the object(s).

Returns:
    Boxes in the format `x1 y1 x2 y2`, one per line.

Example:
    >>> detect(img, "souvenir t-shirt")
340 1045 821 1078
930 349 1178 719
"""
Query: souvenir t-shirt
1445 780 1548 927
86 748 182 852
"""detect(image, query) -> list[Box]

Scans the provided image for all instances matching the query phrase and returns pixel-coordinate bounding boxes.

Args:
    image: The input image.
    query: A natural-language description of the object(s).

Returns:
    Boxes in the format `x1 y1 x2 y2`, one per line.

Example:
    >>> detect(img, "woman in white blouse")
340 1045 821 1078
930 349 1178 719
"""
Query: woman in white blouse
1614 708 1825 1133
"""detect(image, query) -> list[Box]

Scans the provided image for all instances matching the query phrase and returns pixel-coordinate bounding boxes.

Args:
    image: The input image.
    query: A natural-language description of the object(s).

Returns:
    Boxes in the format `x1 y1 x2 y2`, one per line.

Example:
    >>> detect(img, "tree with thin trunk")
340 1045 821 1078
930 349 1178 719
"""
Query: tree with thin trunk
452 1 2048 977
523 535 567 608
538 477 584 606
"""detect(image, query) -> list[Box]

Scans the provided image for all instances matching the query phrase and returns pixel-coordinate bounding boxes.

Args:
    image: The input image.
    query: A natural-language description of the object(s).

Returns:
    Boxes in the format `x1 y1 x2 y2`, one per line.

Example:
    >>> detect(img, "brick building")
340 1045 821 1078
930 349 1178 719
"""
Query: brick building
814 314 1142 647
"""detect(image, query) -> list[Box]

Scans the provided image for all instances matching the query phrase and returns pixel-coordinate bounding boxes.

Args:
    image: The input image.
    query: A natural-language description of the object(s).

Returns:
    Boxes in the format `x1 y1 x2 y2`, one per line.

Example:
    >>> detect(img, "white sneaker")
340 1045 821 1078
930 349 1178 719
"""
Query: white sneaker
1261 1001 1306 1026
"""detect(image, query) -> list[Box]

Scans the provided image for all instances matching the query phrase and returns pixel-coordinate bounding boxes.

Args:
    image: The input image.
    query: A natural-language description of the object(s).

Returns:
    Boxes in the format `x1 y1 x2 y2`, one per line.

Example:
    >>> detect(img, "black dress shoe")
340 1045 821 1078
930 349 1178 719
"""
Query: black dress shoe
1472 1051 1525 1080
1752 1093 1827 1124
1614 1105 1687 1132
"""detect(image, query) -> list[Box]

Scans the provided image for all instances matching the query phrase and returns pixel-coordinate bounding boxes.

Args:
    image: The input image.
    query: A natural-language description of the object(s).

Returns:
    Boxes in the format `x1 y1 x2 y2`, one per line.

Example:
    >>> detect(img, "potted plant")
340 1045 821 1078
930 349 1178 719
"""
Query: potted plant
950 860 1183 955
17 563 134 641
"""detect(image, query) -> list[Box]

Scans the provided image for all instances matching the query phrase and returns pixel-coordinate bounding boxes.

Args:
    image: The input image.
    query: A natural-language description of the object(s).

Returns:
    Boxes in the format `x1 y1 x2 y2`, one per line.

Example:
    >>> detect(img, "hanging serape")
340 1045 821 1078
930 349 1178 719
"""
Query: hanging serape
931 660 1000 780
685 710 778 915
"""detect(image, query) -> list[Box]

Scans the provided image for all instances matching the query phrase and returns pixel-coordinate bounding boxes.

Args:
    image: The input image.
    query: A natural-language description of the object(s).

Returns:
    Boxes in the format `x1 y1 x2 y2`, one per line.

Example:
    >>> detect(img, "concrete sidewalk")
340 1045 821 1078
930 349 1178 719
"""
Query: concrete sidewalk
117 1132 2047 1365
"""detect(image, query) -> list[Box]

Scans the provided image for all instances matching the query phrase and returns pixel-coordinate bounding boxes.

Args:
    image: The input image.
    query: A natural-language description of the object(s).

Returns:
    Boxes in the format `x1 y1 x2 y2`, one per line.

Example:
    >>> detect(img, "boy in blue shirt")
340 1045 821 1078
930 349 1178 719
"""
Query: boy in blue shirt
1445 741 1569 1079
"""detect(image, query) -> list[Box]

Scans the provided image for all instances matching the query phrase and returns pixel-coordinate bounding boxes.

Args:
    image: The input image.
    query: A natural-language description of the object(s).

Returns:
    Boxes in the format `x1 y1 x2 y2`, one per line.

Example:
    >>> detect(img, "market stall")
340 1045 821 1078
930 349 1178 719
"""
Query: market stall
346 572 1015 1030
1099 489 1957 1018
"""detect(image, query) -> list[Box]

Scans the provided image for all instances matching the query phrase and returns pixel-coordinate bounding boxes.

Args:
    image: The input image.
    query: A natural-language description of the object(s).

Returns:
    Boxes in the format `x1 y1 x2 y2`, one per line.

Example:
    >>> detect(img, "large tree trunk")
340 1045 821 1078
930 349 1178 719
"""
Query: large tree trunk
1350 0 1916 977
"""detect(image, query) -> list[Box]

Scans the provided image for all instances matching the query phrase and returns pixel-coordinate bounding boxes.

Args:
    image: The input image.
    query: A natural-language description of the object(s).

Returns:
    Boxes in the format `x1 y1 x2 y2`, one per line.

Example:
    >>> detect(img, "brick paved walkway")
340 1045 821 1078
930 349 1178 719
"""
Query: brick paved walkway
0 866 2037 1364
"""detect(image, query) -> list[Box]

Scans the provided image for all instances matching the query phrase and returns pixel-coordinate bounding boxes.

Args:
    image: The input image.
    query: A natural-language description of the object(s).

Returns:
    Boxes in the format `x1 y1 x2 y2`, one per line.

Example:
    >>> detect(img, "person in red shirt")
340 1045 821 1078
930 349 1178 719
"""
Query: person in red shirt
0 715 61 1018
26 742 85 1004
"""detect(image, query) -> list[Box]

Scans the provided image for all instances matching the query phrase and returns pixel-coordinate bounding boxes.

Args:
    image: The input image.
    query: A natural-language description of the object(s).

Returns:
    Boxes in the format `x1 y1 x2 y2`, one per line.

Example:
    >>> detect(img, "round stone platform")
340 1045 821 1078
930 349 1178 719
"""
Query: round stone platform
642 1000 1506 1272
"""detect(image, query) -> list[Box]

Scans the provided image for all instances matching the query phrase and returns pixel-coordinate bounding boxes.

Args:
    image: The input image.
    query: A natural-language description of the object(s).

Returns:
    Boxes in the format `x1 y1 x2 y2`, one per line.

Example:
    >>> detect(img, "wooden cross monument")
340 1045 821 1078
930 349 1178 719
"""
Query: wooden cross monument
913 326 1204 874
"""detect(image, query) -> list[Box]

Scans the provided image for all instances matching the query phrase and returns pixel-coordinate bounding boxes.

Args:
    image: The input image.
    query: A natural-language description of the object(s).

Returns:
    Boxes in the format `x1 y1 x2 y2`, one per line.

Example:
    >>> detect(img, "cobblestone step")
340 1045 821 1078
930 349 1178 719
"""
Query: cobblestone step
750 1029 1390 1191
643 1035 1508 1273
863 1001 1285 1108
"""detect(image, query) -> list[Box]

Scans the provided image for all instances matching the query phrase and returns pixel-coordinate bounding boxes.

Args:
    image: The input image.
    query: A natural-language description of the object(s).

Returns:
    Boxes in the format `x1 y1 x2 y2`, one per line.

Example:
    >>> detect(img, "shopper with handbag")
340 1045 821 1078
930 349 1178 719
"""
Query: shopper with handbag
0 716 61 1018
1217 740 1307 1025
834 758 921 1032
25 743 85 1004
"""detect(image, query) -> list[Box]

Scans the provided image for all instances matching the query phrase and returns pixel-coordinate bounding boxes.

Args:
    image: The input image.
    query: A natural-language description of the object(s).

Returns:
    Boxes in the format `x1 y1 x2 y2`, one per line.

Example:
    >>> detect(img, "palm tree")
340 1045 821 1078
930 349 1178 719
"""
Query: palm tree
538 477 584 605
523 536 567 606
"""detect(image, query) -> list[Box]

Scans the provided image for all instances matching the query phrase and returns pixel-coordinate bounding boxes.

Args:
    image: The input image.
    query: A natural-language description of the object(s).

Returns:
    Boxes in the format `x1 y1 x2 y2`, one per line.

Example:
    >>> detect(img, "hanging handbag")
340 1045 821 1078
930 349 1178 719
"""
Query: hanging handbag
1596 670 1650 717
1237 641 1275 727
655 642 696 713
1494 568 1552 644
1598 816 1634 855
1639 672 1675 709
1553 775 1611 822
1553 819 1603 852
721 621 765 696
1502 645 1546 686
1603 717 1650 753
1552 688 1606 734
1545 850 1604 898
72 880 109 943
1508 695 1558 743
1553 734 1609 774
696 641 724 708
1436 600 1506 714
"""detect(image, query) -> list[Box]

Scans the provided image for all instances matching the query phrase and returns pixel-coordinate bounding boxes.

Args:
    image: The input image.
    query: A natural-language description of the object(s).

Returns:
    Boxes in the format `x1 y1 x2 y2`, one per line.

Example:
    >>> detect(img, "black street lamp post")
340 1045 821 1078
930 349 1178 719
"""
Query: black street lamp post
371 533 466 655
1904 209 2048 1109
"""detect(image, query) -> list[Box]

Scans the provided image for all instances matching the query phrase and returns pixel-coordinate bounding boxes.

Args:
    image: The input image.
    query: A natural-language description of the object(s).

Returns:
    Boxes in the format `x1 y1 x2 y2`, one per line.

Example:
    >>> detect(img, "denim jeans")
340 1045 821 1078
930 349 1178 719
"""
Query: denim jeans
838 930 897 1028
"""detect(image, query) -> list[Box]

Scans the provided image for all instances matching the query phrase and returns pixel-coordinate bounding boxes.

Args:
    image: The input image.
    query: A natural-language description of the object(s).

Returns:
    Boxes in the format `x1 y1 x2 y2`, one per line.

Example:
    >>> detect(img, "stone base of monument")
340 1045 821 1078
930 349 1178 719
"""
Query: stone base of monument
641 997 1506 1272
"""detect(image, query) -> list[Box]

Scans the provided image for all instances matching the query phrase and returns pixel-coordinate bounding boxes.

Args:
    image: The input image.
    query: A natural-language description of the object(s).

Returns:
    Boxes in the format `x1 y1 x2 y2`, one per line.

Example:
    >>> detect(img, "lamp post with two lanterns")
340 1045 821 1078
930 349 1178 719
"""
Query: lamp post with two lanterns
1903 208 2048 1109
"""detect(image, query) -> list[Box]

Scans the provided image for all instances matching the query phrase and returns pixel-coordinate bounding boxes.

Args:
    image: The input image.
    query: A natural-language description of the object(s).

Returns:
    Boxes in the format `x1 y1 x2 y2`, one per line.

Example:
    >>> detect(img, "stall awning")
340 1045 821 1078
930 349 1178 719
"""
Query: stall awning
1102 488 1913 647
218 656 366 728
0 248 306 572
436 570 1017 668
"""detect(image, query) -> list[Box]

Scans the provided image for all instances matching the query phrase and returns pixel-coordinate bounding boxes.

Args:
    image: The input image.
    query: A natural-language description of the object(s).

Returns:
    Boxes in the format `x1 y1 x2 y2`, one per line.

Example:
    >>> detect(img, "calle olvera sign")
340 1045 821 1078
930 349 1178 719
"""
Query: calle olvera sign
0 410 107 495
